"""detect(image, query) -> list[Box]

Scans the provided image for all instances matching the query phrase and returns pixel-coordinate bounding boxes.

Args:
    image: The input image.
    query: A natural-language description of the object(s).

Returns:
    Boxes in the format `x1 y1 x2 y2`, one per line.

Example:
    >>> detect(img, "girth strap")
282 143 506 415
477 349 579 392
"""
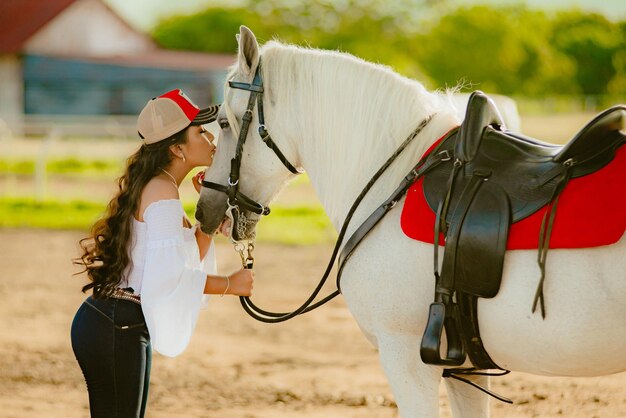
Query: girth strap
456 293 501 370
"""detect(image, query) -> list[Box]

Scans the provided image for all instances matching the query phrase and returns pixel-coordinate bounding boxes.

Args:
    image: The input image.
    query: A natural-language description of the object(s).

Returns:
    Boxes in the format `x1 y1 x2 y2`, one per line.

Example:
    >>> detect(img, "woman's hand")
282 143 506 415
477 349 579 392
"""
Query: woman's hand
226 268 254 296
192 170 205 194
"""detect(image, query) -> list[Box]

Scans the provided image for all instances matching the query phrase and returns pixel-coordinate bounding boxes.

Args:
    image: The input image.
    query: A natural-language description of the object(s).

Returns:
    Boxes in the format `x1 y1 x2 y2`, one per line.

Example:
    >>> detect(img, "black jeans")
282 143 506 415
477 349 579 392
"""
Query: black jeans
71 295 152 418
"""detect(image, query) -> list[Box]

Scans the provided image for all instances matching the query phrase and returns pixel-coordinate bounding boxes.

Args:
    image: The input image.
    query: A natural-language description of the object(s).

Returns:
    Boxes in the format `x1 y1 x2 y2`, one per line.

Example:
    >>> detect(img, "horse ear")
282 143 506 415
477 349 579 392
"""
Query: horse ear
237 25 259 76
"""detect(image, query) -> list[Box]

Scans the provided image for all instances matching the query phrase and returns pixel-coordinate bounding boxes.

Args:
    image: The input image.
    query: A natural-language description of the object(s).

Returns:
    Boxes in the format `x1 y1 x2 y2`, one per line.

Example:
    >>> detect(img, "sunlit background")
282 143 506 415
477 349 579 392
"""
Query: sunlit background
1 0 624 236
1 2 626 417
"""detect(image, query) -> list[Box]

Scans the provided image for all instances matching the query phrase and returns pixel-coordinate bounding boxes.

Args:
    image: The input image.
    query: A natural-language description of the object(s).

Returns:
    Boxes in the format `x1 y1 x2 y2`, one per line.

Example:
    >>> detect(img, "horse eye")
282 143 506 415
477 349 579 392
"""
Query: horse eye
218 120 230 130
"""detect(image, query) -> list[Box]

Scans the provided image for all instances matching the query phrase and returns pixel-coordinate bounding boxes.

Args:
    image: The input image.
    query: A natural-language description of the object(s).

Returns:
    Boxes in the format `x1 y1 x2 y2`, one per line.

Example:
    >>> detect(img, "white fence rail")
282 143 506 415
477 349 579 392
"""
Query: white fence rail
1 115 138 201
4 114 137 138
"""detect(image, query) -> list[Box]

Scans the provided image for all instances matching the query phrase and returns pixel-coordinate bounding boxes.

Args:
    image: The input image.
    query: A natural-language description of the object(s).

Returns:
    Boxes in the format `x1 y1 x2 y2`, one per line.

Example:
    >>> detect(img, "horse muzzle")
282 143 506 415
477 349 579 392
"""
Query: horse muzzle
195 193 229 235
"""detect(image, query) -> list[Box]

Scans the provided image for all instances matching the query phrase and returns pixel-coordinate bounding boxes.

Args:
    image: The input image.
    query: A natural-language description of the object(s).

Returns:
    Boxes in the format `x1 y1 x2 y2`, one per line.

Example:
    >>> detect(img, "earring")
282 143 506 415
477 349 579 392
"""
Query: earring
181 154 186 163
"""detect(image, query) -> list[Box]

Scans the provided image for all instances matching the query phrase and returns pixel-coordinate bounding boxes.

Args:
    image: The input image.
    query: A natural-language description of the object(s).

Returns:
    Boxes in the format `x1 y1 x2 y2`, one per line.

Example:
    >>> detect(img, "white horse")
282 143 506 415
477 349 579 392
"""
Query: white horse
197 26 626 417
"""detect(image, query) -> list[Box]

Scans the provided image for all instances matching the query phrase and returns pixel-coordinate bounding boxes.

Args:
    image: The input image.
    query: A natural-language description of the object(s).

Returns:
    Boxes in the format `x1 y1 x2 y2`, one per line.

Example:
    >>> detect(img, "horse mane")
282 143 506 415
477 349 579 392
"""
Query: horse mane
228 40 460 226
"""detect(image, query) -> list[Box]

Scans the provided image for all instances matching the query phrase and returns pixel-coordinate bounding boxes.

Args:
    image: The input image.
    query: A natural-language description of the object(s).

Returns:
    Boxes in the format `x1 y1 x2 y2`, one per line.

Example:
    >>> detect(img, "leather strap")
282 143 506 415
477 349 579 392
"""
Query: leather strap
336 146 449 290
532 163 573 317
203 59 302 230
438 174 486 297
202 181 269 215
443 367 512 404
239 116 438 322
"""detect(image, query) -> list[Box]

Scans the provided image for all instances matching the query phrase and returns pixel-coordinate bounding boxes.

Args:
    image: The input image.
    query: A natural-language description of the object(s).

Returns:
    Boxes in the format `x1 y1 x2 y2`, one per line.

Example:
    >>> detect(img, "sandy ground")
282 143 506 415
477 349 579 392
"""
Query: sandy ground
0 229 624 418
1 111 625 416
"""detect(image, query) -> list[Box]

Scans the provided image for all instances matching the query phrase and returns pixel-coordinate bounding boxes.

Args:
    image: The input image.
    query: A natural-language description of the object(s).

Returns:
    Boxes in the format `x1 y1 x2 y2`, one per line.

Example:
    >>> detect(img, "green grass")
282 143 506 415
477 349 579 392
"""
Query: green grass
252 205 336 245
0 158 313 184
0 198 336 244
0 198 107 230
0 158 124 177
0 158 331 243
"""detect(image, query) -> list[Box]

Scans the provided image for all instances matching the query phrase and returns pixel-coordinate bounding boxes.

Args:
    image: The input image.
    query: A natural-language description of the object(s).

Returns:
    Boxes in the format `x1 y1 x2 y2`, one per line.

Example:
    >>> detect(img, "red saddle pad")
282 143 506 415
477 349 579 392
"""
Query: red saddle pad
401 140 626 249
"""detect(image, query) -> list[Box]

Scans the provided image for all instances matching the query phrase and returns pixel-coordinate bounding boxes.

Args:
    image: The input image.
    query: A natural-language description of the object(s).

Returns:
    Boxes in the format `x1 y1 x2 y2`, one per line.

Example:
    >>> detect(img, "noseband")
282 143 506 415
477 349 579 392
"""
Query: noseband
201 60 302 219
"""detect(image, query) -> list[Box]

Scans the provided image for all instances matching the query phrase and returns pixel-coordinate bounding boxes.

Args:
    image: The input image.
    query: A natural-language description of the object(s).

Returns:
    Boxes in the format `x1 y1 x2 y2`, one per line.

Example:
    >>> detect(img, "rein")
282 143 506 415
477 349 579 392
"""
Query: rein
203 58 518 404
202 57 446 323
244 108 440 322
239 115 449 323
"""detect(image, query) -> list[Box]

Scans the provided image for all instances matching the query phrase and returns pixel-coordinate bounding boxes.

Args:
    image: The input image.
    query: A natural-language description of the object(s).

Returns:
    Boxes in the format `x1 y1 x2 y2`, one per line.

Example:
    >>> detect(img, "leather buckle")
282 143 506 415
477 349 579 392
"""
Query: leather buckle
258 124 270 141
438 150 451 161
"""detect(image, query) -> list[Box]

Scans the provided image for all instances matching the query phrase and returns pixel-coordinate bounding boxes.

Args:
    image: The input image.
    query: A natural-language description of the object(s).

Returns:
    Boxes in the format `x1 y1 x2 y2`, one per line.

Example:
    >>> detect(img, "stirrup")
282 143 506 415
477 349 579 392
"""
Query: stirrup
420 302 466 366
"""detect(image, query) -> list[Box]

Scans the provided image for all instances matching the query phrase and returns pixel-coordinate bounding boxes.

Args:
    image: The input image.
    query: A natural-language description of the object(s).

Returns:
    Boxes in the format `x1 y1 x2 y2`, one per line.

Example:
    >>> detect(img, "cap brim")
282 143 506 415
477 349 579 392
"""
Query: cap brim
191 104 220 124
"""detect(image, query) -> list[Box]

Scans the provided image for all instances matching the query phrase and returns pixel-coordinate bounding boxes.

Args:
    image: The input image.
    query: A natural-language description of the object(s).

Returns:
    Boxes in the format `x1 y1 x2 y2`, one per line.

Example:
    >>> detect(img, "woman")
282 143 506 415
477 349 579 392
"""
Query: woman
71 89 253 418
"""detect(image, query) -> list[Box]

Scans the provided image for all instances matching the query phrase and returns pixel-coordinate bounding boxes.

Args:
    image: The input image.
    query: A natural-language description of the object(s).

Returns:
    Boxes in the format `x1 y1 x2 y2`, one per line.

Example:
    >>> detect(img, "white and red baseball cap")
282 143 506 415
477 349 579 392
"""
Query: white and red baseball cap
137 89 219 144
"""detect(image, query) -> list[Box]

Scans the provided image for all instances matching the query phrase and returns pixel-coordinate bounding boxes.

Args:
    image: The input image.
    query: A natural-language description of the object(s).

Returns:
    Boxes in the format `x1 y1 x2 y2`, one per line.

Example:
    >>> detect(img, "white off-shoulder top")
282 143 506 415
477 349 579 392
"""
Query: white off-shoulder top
120 199 215 357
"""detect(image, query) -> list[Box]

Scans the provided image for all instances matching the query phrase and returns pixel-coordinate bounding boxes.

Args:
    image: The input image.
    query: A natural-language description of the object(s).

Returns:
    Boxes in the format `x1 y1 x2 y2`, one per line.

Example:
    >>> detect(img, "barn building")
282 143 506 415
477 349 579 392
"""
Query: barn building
0 0 233 129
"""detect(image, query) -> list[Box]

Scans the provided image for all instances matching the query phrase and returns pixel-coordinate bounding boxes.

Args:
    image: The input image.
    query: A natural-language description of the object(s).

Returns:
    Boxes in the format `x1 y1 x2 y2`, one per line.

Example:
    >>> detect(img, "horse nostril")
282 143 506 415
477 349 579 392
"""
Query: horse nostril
195 207 203 222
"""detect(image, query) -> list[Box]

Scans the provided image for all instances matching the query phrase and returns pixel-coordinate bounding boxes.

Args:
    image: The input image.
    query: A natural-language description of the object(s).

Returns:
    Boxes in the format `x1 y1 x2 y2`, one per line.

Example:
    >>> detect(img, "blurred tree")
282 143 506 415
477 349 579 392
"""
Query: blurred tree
413 5 577 95
152 0 431 75
550 11 621 95
607 21 626 95
152 6 260 53
151 1 624 98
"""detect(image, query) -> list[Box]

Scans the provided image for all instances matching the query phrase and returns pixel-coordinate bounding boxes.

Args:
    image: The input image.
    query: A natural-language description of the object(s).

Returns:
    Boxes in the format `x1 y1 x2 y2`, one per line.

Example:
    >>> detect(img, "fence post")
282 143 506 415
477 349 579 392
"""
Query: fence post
35 127 59 202
0 119 14 198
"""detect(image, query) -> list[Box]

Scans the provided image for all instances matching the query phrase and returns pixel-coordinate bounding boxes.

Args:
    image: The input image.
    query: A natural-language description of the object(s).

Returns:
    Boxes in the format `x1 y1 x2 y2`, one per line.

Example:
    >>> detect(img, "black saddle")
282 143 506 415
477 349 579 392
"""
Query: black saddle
419 91 626 370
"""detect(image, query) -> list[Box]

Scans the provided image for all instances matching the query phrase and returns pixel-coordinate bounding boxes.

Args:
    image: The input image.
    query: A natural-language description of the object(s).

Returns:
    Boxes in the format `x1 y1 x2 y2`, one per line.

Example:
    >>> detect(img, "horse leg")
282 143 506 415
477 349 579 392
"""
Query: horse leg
444 375 490 418
377 333 441 417
340 214 443 416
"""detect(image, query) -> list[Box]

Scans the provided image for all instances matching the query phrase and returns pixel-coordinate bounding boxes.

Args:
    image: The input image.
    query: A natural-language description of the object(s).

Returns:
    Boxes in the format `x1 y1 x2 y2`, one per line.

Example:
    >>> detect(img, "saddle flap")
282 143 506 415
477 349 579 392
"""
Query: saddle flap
555 105 626 175
454 182 511 298
457 91 506 162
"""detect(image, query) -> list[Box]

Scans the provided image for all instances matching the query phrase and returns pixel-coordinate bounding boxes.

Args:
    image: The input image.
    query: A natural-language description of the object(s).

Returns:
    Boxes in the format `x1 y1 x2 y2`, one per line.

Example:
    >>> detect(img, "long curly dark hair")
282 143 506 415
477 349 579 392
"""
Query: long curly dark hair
75 129 188 298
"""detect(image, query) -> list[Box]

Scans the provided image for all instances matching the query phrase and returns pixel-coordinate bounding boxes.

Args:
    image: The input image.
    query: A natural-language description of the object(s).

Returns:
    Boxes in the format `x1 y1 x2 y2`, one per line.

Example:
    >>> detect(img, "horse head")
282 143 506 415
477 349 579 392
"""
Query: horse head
197 26 460 240
196 26 301 240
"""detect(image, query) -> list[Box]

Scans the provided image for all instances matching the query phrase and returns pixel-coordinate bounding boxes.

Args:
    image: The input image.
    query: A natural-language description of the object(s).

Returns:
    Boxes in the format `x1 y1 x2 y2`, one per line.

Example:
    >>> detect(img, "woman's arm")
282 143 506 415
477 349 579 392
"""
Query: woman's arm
204 269 254 296
141 199 207 357
195 226 212 260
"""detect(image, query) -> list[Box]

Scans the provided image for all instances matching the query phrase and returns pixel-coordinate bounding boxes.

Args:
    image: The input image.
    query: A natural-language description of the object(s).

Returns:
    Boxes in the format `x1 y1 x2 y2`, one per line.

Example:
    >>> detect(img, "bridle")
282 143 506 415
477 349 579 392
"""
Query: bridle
200 55 442 324
201 59 302 237
198 56 512 403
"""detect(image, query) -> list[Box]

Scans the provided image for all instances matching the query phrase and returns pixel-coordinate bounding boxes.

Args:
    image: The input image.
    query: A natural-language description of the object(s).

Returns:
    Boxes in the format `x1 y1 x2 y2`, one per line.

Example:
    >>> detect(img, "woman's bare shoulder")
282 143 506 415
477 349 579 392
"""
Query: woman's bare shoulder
136 178 179 221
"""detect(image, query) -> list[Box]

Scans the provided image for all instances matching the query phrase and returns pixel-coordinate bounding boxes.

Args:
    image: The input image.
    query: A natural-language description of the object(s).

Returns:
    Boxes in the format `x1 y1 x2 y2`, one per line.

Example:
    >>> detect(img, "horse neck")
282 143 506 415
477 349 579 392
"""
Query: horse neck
264 46 460 230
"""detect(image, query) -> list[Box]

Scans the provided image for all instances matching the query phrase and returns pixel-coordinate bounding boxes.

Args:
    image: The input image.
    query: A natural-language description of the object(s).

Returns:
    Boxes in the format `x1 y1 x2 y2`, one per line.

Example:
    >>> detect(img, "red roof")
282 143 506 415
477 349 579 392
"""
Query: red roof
0 0 77 53
0 0 234 72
